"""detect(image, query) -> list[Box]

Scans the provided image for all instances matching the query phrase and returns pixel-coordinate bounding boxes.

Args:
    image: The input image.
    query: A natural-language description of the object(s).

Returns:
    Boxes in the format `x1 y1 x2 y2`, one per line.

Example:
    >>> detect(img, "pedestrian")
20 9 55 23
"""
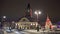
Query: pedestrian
36 25 39 32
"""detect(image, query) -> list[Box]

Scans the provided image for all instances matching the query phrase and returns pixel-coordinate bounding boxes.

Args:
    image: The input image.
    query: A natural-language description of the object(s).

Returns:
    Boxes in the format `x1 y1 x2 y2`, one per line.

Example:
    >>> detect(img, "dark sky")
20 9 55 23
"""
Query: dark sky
0 0 60 23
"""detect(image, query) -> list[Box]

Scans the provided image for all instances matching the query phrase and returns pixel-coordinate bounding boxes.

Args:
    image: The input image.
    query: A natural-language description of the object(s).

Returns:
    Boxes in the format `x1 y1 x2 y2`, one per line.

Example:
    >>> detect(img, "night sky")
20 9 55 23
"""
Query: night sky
0 0 60 24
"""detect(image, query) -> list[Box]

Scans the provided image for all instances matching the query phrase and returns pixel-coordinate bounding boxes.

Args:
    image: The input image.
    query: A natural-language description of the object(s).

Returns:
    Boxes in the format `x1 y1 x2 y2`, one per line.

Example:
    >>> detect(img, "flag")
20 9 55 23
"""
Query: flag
30 8 32 17
45 15 52 29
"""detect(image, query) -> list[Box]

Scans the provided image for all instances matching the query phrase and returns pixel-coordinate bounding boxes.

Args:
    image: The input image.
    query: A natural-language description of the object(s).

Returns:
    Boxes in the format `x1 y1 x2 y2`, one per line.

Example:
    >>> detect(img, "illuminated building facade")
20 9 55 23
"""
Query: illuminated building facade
15 3 38 29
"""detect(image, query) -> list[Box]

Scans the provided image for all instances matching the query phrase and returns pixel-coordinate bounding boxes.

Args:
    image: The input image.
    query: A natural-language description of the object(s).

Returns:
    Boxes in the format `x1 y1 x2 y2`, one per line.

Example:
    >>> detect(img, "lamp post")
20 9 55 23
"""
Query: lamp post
34 10 41 32
2 16 6 22
34 10 41 22
2 16 6 27
0 16 6 30
3 16 6 19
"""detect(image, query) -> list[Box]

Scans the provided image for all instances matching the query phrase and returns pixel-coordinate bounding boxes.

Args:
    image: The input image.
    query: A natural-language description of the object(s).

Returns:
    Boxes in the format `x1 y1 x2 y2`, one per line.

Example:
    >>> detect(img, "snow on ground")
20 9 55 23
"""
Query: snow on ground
23 29 55 33
4 29 30 34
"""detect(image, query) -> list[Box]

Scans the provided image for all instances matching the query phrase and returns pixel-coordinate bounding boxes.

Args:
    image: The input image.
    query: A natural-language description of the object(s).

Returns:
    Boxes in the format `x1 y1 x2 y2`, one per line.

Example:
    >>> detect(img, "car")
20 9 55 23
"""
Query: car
4 27 13 33
6 29 13 33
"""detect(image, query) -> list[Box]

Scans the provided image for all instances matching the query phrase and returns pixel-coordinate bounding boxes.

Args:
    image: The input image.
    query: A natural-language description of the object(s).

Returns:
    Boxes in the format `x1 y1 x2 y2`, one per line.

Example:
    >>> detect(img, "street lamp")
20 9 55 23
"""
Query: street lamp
34 10 41 22
0 16 6 29
3 16 6 18
34 10 41 32
2 16 6 22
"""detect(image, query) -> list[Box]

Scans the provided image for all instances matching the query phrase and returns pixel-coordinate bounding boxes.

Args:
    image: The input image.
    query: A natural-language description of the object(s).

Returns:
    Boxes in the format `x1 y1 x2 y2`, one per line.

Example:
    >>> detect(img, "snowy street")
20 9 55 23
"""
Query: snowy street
3 29 60 34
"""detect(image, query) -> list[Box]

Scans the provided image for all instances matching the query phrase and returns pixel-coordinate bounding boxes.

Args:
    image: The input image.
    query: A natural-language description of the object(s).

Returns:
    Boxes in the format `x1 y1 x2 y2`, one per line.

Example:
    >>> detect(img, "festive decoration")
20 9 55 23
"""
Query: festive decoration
45 15 52 29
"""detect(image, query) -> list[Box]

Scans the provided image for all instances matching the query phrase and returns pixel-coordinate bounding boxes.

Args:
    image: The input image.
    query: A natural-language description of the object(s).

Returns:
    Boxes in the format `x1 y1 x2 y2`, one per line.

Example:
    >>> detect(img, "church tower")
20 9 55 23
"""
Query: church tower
23 2 36 22
25 3 32 17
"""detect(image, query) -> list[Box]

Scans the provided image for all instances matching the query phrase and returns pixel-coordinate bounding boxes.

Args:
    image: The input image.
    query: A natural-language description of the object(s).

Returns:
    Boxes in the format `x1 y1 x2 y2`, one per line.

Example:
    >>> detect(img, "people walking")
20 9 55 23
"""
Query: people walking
36 25 39 32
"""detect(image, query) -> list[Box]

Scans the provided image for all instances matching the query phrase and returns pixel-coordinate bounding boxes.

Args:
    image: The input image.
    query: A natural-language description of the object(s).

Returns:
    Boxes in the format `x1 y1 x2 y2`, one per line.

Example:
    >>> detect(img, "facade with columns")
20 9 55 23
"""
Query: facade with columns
15 17 38 29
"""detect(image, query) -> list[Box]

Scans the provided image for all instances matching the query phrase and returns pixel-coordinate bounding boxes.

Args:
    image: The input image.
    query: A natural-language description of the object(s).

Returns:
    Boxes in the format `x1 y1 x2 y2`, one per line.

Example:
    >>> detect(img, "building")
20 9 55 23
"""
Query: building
15 17 38 29
15 3 38 29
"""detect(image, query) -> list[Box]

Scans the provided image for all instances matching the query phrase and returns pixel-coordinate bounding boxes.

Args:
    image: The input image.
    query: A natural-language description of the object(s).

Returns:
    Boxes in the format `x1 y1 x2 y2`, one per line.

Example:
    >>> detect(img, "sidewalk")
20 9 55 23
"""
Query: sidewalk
23 29 42 34
4 31 15 34
23 29 55 33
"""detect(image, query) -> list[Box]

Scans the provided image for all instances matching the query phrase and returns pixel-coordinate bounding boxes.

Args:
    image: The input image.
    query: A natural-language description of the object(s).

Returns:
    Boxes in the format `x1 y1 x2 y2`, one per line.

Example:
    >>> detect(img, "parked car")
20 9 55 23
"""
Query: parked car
5 27 13 33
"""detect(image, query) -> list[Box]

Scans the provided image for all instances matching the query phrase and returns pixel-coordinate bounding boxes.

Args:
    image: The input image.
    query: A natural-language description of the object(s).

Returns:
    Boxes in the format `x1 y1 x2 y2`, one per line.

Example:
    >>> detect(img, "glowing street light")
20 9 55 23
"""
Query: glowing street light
3 16 6 18
34 10 41 21
35 10 41 15
39 11 41 14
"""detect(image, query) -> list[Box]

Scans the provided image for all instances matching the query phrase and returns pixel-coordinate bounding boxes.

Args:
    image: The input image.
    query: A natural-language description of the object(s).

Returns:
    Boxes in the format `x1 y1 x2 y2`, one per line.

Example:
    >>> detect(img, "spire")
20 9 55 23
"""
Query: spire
27 3 32 17
24 2 32 17
27 3 30 9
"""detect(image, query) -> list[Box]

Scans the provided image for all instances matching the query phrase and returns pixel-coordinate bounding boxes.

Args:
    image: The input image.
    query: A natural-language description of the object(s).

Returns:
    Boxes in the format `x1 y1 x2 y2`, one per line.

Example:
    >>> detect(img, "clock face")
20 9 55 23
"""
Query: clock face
28 10 29 12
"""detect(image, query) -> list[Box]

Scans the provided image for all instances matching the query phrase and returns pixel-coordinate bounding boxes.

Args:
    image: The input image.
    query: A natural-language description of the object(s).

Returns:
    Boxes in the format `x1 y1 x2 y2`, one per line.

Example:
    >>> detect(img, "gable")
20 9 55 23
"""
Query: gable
19 17 30 22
